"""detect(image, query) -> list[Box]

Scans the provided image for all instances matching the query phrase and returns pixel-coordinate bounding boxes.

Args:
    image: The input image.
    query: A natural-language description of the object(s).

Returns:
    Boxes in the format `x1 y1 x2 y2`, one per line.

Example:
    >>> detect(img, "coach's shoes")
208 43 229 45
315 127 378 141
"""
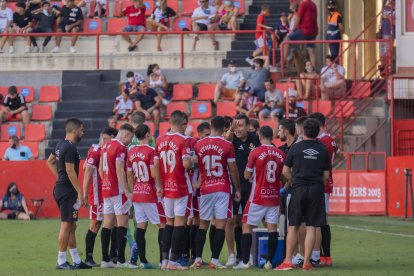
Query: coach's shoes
275 262 295 271
73 261 92 269
56 262 74 270
209 259 226 269
233 262 250 270
263 261 273 269
225 254 237 267
116 261 139 269
167 261 188 270
101 261 116 268
139 262 156 269
85 259 100 267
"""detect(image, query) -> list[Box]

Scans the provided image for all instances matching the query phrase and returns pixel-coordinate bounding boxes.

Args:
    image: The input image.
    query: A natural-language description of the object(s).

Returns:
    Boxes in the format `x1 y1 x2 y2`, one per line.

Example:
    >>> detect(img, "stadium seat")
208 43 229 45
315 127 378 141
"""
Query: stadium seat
189 121 202 138
7 2 17 12
0 142 9 157
197 83 216 101
17 86 35 103
334 101 354 117
216 101 237 117
168 0 179 14
159 122 170 135
22 142 39 159
83 19 102 33
276 82 295 93
107 18 127 33
350 81 371 98
39 86 60 102
234 0 245 15
88 1 109 17
0 86 8 97
113 0 124 17
172 84 193 101
1 124 22 141
25 124 46 142
312 100 332 115
191 102 212 119
181 1 199 15
50 1 62 7
260 120 276 129
31 105 53 121
165 101 187 119
172 17 192 31
143 0 154 16
296 101 309 112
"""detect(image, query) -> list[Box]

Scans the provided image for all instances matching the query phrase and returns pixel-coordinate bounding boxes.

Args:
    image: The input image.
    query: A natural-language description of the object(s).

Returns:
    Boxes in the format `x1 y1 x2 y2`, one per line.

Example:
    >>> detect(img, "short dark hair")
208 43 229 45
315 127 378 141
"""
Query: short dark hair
197 122 211 134
309 112 326 127
126 71 134 78
295 116 308 126
280 119 295 136
42 1 50 7
253 58 264 68
210 117 225 132
135 124 150 140
5 182 19 198
170 110 188 126
65 118 83 133
8 86 17 95
261 4 269 11
259 126 273 140
250 119 260 131
120 123 134 133
235 114 250 126
131 111 146 126
326 55 334 62
303 118 320 139
101 127 118 137
265 79 274 85
223 116 233 129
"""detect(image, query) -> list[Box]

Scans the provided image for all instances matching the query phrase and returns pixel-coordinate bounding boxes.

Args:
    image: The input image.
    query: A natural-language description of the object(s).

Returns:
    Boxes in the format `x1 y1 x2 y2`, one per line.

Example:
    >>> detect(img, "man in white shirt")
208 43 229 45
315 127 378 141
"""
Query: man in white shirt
0 0 13 54
191 0 219 51
214 60 244 103
320 55 346 100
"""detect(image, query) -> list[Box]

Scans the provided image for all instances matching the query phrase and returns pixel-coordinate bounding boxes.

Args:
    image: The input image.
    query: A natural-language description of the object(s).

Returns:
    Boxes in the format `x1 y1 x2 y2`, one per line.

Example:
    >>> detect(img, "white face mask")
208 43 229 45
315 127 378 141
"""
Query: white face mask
224 1 231 6
128 77 135 82
306 67 313 73
43 9 49 16
229 67 236 73
155 1 160 7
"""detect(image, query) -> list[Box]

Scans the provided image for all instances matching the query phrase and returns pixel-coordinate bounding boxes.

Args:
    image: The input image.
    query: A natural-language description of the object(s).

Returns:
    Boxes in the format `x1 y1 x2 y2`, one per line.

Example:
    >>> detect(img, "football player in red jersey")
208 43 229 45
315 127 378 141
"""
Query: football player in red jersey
192 116 241 269
234 126 286 269
82 127 118 267
153 110 193 270
99 124 135 269
127 124 165 269
309 112 342 267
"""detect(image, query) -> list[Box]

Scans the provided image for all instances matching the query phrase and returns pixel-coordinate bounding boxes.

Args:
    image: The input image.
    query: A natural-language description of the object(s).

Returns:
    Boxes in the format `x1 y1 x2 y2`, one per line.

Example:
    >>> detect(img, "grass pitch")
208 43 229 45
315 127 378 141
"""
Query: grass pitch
0 216 413 275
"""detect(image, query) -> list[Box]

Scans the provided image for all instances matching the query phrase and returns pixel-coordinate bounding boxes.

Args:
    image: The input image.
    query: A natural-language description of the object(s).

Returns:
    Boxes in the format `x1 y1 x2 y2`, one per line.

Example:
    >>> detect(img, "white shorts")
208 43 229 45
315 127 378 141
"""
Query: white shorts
133 201 166 225
199 192 232 221
163 195 191 218
324 193 330 213
90 204 103 221
103 194 132 215
243 201 279 226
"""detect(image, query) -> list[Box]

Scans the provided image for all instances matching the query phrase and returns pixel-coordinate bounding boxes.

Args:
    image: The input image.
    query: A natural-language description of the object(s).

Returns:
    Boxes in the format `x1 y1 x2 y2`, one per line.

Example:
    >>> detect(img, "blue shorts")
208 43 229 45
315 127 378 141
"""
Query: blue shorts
261 108 284 119
123 25 146 32
288 29 316 49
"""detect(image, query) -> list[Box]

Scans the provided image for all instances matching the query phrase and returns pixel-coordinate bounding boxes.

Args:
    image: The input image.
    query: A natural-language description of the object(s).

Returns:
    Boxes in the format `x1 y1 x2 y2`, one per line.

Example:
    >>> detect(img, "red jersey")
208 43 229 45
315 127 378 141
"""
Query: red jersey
245 145 285 206
194 136 235 195
256 14 266 39
154 133 193 198
318 133 339 194
86 144 102 205
297 0 318 36
123 5 146 26
101 139 128 198
127 144 157 203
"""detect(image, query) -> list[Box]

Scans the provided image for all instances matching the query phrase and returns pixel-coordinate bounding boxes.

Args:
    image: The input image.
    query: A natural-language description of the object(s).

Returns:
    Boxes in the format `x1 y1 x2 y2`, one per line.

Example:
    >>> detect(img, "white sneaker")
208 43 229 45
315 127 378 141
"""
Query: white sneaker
226 254 237 267
32 46 39 53
69 46 76 53
101 261 116 268
249 254 254 266
116 261 138 269
51 46 60 53
24 46 31 53
233 261 250 270
40 46 44 53
161 259 168 270
8 46 14 54
263 261 273 269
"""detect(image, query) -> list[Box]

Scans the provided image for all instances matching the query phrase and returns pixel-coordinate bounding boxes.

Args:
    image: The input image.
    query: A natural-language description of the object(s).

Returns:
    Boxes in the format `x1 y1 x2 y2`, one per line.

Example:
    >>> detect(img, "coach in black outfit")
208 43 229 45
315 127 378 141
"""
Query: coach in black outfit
47 118 90 270
281 118 331 270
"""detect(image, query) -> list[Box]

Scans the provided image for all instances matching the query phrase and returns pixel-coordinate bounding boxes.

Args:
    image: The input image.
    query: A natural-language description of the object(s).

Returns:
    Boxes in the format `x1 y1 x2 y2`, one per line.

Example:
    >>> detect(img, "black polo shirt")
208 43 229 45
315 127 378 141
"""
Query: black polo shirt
278 139 296 155
284 139 331 186
13 11 33 28
135 88 158 110
232 132 261 193
53 140 80 190
2 94 26 111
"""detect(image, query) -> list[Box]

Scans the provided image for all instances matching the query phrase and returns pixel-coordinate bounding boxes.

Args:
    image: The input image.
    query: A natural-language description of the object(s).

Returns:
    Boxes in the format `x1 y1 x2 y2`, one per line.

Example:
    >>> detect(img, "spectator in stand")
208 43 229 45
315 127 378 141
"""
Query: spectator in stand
285 89 307 119
9 2 33 54
326 0 343 61
30 2 60 53
135 80 161 137
147 0 176 52
245 5 272 63
258 79 284 123
283 0 318 72
214 60 244 104
379 0 394 73
191 0 219 51
274 12 289 45
113 90 133 120
146 63 169 105
0 86 30 136
244 56 270 102
217 0 238 31
122 0 146 52
53 0 83 53
297 61 319 100
123 71 139 97
286 2 300 74
94 0 107 17
0 182 33 220
237 85 262 118
320 55 346 100
26 0 42 14
3 136 34 161
0 0 13 54
107 115 117 129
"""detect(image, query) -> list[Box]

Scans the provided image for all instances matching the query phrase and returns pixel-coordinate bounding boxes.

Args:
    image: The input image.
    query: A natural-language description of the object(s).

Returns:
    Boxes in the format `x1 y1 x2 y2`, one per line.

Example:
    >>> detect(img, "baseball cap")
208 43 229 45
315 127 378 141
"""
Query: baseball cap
328 0 336 5
240 85 252 94
280 12 287 17
137 79 146 85
228 60 236 66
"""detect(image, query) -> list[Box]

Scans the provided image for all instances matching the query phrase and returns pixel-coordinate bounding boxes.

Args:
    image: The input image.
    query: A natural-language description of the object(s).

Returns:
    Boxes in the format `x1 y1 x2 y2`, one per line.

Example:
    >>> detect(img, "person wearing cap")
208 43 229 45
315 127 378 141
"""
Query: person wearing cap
274 12 290 45
3 136 34 161
284 88 307 120
135 80 161 137
30 1 60 53
0 0 13 54
214 60 245 104
9 2 33 53
326 0 343 61
236 85 262 118
0 86 30 136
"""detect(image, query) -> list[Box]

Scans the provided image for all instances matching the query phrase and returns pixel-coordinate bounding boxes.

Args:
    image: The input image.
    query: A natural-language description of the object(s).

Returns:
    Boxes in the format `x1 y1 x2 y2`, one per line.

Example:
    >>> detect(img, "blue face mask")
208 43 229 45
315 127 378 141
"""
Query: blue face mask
203 9 211 14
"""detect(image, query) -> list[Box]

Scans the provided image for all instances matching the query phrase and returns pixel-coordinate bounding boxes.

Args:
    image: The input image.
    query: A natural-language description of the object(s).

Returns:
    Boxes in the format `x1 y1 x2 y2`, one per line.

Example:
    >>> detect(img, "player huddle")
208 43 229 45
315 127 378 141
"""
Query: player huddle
49 110 340 271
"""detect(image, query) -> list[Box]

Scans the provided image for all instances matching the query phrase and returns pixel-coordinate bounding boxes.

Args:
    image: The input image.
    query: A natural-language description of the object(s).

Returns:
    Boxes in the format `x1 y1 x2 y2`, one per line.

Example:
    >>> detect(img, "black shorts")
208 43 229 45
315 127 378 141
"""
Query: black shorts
288 184 326 227
232 191 249 216
53 186 78 222
58 23 82 32
196 23 208 31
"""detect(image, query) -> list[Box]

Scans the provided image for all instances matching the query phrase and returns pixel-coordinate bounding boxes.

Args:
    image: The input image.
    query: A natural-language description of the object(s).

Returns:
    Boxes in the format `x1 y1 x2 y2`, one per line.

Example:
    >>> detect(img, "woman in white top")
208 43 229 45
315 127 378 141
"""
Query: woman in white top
146 64 169 104
147 0 177 51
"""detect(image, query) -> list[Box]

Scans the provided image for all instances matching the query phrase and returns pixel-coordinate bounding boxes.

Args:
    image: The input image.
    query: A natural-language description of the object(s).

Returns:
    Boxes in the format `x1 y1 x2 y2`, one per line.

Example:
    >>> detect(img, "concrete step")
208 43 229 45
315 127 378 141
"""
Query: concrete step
57 100 114 111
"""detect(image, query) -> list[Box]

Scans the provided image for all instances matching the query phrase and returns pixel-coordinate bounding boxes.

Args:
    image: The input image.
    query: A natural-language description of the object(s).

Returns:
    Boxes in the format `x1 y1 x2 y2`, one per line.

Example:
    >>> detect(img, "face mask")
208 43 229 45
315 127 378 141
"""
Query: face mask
43 9 49 16
224 1 231 6
203 8 211 14
229 67 236 73
156 1 160 7
128 77 134 82
290 9 294 13
155 69 161 75
329 7 335 12
306 67 314 73
10 187 17 195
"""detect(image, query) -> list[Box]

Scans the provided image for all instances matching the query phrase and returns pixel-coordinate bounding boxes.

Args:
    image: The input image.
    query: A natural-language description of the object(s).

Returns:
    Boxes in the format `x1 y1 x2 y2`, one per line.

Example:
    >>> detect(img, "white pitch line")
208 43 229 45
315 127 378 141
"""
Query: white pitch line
333 225 414 239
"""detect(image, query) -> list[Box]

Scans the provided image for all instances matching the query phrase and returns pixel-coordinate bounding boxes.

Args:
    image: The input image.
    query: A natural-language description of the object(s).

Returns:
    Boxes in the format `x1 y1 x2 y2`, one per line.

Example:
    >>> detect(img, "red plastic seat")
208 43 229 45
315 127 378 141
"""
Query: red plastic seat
350 81 371 98
83 19 102 33
0 87 8 97
7 2 17 12
168 0 179 14
216 101 237 117
17 86 35 103
276 82 295 93
191 102 212 119
144 121 155 134
25 124 46 142
107 17 127 33
165 102 187 119
172 17 192 31
189 121 202 138
234 0 245 15
143 0 154 16
172 84 193 101
296 101 309 113
312 100 332 116
31 105 53 121
0 142 9 158
334 101 354 117
39 86 60 102
181 1 199 15
114 0 133 17
1 124 22 141
260 120 276 130
21 141 39 159
159 122 170 135
197 83 216 101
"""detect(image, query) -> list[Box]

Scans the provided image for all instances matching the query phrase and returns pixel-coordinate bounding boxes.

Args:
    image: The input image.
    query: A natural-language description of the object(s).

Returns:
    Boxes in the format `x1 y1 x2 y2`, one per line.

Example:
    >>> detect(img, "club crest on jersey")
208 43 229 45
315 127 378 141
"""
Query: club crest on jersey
249 143 256 150
72 209 78 219
87 158 94 164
